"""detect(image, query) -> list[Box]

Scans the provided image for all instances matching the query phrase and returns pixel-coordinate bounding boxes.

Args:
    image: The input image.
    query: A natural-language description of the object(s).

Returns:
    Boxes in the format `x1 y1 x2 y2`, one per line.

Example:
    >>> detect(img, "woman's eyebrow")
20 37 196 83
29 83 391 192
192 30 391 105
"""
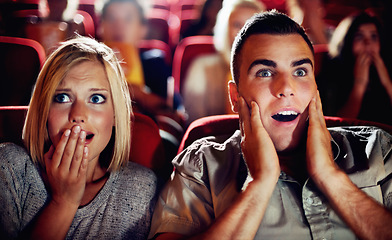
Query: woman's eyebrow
54 88 109 92
291 58 313 69
54 88 71 92
89 88 109 92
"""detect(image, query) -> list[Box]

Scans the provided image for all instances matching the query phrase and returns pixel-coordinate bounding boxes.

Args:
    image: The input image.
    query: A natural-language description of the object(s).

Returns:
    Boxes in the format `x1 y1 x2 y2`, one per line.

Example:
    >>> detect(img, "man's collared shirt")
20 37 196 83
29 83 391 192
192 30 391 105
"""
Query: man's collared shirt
149 126 392 239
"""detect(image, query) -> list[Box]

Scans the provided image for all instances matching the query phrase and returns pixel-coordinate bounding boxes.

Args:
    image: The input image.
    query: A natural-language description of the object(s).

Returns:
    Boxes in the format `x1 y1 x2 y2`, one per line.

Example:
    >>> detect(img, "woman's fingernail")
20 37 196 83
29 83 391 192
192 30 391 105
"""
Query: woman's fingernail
80 130 86 139
64 129 71 137
73 125 81 133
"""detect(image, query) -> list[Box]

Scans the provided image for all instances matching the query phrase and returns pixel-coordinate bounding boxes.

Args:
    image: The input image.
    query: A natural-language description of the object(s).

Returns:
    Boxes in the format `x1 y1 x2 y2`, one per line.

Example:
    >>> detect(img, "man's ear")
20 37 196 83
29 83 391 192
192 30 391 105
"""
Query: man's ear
228 80 240 113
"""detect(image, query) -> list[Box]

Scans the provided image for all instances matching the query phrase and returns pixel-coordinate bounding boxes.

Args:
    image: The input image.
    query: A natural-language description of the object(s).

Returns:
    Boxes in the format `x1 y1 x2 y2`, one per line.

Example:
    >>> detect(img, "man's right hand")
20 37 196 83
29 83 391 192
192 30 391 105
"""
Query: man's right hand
238 96 280 184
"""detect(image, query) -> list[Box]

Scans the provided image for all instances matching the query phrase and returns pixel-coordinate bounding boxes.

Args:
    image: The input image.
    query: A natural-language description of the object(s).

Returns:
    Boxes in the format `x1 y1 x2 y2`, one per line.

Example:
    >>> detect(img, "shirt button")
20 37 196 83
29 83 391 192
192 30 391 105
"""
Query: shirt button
306 198 313 204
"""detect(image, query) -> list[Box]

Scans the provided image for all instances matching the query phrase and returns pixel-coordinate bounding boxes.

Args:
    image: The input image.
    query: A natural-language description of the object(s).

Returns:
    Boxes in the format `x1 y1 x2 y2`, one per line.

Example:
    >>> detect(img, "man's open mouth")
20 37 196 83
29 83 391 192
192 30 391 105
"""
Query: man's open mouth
86 133 94 140
271 111 299 122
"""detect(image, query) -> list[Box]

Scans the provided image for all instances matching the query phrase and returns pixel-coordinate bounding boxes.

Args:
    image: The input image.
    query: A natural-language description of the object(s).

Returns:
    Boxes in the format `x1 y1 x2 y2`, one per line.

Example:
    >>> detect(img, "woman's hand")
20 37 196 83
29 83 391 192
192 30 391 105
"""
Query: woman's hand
353 52 371 89
238 97 280 183
371 51 392 100
338 53 371 118
44 125 88 208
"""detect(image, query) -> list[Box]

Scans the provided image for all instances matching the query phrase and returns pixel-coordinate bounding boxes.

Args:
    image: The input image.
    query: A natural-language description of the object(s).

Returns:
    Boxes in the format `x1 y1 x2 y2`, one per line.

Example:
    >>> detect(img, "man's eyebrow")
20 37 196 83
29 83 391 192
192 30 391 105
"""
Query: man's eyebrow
248 59 277 73
291 58 313 69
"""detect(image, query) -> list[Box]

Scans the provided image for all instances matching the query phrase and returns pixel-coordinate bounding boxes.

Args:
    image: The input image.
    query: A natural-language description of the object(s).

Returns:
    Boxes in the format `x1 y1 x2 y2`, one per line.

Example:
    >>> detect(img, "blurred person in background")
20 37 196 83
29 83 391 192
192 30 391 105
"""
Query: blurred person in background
182 0 223 39
182 0 265 126
99 0 180 119
286 0 330 44
318 11 392 125
24 0 86 54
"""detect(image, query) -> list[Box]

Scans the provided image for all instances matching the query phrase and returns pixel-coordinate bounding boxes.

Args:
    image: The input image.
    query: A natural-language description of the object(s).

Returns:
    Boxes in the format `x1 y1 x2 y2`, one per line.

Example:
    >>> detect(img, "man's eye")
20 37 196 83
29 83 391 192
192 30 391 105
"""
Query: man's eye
294 69 307 77
54 93 70 103
90 94 106 104
257 70 272 77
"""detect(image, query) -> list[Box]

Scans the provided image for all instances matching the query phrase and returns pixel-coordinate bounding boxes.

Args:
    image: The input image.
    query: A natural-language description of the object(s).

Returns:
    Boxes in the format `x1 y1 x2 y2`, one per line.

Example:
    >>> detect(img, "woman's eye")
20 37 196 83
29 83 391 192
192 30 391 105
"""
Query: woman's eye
54 93 70 103
294 69 307 77
257 70 272 77
371 33 379 41
353 34 364 42
90 94 106 104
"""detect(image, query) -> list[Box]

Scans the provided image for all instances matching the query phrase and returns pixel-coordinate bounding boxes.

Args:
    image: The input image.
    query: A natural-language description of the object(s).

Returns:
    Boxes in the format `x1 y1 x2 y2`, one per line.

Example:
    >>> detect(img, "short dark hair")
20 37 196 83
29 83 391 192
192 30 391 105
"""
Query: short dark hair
230 10 314 84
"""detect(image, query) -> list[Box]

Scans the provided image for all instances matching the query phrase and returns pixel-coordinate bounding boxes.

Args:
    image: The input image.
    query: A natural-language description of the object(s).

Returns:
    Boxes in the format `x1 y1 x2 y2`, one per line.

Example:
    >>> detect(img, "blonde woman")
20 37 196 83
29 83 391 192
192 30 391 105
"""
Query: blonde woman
0 36 157 239
182 0 265 126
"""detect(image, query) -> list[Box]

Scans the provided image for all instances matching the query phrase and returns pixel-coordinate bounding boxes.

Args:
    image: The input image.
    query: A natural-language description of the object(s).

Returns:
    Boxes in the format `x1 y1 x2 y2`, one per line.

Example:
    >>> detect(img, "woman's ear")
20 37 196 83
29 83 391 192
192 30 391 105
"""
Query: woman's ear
228 80 240 113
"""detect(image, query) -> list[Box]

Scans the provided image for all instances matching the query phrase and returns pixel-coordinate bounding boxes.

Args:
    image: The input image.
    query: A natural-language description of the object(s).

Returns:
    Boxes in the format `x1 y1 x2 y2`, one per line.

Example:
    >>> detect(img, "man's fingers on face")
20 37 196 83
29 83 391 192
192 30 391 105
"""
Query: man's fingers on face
250 101 263 132
315 91 326 125
239 97 252 135
308 96 317 124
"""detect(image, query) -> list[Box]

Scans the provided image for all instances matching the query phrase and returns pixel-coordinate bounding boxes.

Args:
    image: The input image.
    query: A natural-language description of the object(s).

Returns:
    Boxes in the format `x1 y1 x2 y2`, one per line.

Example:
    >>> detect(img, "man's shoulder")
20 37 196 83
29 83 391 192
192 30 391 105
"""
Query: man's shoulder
329 125 391 141
330 126 392 152
329 126 392 191
181 129 241 154
173 130 242 173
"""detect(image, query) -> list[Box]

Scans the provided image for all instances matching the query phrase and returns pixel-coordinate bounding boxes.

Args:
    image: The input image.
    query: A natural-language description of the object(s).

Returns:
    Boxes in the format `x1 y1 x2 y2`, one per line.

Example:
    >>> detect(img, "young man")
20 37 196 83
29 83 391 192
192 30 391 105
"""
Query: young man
149 11 392 239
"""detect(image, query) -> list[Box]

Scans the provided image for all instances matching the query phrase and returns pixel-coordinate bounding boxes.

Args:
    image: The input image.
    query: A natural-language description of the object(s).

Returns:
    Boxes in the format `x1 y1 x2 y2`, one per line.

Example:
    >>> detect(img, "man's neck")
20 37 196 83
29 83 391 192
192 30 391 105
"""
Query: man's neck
278 148 308 185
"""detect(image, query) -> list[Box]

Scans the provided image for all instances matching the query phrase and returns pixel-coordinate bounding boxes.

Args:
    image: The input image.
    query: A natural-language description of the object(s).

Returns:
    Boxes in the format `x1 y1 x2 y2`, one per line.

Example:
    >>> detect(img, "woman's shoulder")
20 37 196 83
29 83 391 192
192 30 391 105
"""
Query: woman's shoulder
119 162 158 186
112 162 158 201
0 142 31 164
0 143 42 185
0 142 28 153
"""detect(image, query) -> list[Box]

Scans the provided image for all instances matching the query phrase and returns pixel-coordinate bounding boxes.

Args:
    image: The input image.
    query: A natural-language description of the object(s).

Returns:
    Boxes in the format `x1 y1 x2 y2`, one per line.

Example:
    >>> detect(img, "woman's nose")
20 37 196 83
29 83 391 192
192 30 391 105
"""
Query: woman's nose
69 101 87 123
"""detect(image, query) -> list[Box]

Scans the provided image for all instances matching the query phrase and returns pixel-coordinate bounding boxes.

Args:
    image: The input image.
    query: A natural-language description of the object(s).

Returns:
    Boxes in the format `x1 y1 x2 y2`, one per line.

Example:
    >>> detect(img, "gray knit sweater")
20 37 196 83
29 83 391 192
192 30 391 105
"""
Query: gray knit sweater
0 143 158 240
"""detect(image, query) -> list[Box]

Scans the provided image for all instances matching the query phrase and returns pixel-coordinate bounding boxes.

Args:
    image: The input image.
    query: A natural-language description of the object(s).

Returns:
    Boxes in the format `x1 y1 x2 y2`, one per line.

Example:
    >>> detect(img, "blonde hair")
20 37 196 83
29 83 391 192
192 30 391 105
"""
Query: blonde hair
23 36 132 172
213 0 265 64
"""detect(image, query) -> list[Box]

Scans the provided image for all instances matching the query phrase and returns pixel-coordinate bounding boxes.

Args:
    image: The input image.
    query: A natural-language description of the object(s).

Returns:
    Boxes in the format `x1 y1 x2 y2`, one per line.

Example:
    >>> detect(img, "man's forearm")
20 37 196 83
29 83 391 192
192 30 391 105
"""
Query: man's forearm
197 178 277 240
314 168 392 240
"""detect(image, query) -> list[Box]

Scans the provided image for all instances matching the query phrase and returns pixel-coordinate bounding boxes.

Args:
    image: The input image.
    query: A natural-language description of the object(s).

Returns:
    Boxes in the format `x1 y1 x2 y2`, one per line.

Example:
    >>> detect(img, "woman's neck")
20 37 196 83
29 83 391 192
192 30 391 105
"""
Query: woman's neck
86 156 108 183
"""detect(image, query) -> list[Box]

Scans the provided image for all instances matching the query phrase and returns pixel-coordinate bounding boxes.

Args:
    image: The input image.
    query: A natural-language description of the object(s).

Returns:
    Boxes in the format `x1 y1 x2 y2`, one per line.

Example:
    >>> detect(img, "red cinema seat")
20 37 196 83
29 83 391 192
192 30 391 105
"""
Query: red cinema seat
178 114 392 153
139 39 172 66
0 36 45 106
172 35 216 94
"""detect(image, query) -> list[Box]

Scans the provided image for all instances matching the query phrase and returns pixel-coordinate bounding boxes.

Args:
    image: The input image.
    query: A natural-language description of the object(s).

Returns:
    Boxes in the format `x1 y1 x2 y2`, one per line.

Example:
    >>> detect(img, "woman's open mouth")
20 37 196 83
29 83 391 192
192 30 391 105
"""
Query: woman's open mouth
85 133 94 143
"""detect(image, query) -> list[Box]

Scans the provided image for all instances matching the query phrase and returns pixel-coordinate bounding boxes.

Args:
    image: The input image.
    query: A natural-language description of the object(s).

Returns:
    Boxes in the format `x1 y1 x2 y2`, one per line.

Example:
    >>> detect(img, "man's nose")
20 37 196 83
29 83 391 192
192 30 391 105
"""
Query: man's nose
273 74 295 98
